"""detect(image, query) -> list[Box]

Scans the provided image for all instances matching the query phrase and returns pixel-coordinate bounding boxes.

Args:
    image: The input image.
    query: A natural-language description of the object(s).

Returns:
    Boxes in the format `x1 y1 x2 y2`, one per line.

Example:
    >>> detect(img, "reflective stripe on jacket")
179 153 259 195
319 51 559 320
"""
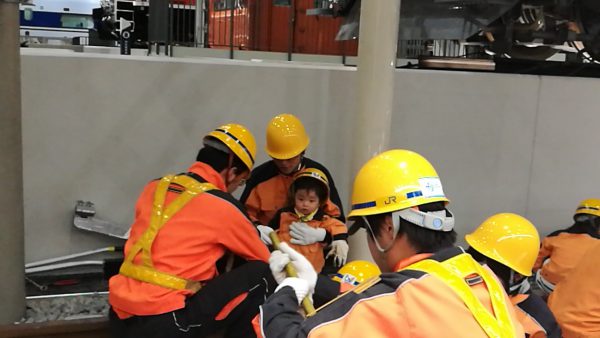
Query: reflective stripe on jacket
256 247 524 338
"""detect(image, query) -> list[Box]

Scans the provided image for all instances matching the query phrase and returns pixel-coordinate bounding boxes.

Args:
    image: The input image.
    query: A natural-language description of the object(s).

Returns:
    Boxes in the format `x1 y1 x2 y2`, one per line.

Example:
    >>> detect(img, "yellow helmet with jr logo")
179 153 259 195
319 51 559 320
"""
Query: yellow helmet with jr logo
348 149 453 233
349 149 449 217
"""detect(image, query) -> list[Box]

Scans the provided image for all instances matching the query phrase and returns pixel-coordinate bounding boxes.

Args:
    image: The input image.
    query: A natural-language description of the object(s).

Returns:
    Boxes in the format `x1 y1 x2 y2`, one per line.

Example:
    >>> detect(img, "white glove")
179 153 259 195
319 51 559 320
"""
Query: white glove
269 250 290 284
289 222 326 245
326 240 349 267
256 225 274 245
275 277 309 305
272 242 318 304
280 242 317 289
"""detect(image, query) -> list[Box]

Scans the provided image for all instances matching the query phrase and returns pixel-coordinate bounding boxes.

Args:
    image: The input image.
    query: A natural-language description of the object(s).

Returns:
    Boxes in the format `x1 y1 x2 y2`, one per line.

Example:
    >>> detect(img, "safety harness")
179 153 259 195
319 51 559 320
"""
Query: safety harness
405 253 515 338
119 174 215 293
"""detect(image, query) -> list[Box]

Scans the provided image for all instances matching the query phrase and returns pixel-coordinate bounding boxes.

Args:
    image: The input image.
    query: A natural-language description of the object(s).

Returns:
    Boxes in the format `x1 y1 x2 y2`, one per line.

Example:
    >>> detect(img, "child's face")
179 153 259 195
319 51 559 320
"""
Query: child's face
294 189 320 216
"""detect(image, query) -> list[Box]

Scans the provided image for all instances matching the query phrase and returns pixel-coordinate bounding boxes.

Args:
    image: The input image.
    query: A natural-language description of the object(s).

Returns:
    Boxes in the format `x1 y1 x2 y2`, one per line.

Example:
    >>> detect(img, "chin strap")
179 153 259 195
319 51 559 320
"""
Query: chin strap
362 216 395 253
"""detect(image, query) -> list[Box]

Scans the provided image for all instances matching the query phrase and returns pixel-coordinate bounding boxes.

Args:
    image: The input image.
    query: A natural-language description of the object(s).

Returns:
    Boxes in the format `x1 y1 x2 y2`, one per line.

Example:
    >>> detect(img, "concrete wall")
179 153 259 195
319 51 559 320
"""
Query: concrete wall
20 49 600 261
390 70 600 244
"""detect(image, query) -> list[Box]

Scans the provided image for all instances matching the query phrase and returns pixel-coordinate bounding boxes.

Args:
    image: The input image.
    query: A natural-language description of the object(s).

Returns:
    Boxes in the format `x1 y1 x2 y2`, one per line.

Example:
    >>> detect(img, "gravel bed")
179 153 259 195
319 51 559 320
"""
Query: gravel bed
20 293 109 323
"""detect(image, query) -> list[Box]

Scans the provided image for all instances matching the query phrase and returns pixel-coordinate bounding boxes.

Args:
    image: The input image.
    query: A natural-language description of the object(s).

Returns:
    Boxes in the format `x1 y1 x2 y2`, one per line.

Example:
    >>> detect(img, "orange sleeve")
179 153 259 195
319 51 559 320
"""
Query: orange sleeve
323 199 341 219
219 204 270 262
321 218 347 238
244 188 262 223
534 237 553 271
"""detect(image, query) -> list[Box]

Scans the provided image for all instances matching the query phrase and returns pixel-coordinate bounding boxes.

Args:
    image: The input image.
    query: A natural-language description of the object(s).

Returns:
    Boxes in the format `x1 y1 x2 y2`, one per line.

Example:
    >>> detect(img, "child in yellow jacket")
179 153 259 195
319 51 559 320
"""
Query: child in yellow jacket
267 168 348 272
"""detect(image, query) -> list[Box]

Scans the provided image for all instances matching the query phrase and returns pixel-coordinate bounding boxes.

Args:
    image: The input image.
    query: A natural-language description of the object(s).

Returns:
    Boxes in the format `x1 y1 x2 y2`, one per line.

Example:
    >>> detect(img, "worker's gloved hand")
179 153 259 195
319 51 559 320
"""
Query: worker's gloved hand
279 243 317 294
275 277 310 306
256 225 274 245
275 243 318 304
269 250 290 284
290 222 326 245
326 240 349 267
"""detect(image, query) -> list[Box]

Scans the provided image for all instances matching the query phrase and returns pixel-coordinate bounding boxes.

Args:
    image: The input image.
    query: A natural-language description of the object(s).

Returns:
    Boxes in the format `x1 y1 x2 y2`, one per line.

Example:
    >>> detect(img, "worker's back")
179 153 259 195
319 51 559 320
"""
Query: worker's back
262 248 525 337
548 243 600 338
535 231 598 285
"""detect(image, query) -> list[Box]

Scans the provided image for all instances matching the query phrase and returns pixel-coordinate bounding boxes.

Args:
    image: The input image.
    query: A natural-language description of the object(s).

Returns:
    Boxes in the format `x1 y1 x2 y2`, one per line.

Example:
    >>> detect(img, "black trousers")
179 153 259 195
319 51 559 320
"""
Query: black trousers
109 261 275 338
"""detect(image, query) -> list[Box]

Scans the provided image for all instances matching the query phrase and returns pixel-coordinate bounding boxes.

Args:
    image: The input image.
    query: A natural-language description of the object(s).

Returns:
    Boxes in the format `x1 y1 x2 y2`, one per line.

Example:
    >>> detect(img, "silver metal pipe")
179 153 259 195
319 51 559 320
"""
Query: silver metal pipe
26 291 109 300
26 261 104 274
25 247 115 269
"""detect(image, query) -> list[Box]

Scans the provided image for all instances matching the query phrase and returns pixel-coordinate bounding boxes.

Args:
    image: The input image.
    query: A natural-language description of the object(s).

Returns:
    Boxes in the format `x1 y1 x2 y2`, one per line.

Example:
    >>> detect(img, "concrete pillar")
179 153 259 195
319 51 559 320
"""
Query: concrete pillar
0 0 26 324
348 0 401 261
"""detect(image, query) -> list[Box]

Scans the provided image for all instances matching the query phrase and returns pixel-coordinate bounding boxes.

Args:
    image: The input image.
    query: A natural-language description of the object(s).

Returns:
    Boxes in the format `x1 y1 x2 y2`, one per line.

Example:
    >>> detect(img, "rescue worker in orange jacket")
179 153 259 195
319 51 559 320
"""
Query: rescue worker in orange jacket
548 242 600 338
108 124 274 338
257 149 525 337
240 114 344 228
261 168 348 273
466 213 561 338
533 198 600 295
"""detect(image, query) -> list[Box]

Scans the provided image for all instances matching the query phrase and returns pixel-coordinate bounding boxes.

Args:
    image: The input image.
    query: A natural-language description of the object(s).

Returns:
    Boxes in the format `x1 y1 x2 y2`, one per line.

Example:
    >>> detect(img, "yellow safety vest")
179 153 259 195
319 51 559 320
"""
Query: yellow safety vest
405 253 516 338
119 174 216 292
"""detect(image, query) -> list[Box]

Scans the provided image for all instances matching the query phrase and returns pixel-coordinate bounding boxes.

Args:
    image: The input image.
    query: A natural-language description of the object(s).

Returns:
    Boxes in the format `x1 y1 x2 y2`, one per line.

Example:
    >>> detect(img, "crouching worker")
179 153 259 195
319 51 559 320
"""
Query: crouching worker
533 198 600 296
259 168 348 273
108 124 274 338
466 213 561 338
256 149 524 337
548 242 600 338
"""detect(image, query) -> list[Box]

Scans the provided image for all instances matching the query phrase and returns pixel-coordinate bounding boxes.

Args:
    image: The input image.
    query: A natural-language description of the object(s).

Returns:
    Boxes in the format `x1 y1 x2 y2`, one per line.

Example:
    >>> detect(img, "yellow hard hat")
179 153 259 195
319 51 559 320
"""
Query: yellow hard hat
465 213 540 276
266 114 310 159
205 123 256 171
575 198 600 218
348 149 449 218
331 260 381 286
293 168 329 193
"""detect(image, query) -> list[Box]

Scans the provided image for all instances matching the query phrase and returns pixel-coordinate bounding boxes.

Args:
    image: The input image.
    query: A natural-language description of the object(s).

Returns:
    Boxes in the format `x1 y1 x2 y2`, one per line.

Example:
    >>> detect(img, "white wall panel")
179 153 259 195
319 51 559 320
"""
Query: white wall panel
20 50 600 261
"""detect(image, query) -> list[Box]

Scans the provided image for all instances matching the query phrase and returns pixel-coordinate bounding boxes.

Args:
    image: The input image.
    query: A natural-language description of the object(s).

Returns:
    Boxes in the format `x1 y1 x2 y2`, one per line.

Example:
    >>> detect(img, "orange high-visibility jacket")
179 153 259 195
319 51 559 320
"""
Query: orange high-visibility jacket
533 225 599 286
109 162 270 319
240 158 344 226
548 243 600 338
256 247 525 338
269 207 347 272
511 294 561 338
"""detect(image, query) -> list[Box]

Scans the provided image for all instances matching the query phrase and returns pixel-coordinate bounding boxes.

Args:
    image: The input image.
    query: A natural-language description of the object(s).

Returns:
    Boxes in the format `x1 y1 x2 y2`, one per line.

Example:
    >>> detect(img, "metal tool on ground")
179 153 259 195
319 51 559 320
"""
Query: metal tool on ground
25 246 124 275
269 232 316 316
74 200 130 239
